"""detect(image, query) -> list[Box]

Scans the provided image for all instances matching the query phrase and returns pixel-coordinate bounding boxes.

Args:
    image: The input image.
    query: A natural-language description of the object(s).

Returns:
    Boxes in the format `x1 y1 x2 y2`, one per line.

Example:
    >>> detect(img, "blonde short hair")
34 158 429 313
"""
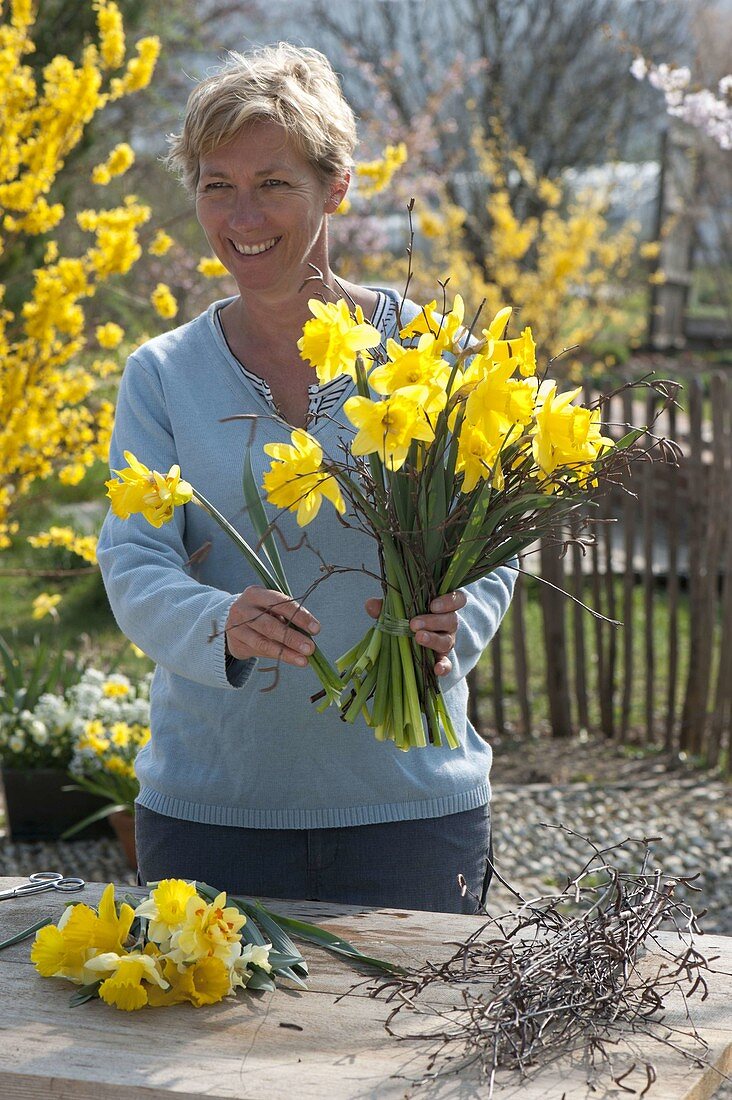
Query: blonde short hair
166 43 358 196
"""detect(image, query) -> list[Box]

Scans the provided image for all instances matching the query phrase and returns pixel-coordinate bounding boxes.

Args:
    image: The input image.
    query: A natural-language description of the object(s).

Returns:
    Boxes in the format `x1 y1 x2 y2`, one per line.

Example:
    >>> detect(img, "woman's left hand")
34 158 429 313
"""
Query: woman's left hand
365 589 467 677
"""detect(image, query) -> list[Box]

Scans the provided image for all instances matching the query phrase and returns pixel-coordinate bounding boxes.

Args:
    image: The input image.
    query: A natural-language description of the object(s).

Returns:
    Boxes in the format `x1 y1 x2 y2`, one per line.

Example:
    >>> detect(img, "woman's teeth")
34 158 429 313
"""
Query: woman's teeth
230 237 279 255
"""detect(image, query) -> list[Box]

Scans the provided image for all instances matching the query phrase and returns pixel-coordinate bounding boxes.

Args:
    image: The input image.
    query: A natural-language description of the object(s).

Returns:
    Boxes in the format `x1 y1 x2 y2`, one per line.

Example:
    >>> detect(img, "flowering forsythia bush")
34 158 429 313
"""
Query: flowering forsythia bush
0 0 160 550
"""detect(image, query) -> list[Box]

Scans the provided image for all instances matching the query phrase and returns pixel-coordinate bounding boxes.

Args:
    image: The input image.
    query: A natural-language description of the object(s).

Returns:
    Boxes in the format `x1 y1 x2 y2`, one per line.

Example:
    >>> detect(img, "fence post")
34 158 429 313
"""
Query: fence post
539 537 573 737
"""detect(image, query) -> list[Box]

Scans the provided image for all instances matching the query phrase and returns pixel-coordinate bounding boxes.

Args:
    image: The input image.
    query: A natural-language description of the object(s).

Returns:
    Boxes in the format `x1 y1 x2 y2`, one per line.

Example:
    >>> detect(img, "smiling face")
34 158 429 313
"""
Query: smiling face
195 120 348 306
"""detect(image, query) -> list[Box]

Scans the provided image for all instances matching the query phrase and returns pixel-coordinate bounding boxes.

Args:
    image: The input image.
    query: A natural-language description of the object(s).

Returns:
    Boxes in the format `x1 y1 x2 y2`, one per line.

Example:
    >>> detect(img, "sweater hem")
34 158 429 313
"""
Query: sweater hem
135 782 491 830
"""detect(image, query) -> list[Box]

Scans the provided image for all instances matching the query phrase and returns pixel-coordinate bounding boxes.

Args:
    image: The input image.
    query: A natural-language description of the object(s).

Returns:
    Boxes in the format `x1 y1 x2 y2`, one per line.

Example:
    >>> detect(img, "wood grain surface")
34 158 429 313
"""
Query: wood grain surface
0 877 730 1099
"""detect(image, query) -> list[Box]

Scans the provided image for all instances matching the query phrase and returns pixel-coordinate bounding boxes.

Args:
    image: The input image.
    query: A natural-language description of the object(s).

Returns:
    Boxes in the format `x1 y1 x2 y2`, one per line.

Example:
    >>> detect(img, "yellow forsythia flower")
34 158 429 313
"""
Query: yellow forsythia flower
32 592 62 620
149 229 174 256
92 142 134 185
96 321 124 348
355 142 407 197
150 282 178 319
418 210 444 239
109 36 160 99
95 0 126 69
196 256 228 277
639 241 661 260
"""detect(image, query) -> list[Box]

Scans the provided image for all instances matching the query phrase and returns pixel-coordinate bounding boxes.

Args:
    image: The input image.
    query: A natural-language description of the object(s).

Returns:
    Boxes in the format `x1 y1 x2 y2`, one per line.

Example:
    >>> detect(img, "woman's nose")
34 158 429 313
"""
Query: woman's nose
228 192 266 231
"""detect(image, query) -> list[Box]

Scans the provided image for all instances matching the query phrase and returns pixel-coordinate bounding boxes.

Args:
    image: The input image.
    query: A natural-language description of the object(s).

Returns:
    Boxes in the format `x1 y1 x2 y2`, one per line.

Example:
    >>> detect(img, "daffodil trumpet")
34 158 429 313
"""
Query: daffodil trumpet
257 293 656 751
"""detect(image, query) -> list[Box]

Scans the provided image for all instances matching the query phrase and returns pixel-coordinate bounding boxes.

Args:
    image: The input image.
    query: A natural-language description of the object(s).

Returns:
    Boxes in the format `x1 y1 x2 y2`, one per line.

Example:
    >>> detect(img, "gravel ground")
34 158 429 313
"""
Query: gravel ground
488 777 732 935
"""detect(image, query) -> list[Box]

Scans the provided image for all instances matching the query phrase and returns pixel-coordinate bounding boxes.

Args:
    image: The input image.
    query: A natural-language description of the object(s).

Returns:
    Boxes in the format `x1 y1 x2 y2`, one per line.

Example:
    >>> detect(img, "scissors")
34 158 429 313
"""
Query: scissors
0 871 86 901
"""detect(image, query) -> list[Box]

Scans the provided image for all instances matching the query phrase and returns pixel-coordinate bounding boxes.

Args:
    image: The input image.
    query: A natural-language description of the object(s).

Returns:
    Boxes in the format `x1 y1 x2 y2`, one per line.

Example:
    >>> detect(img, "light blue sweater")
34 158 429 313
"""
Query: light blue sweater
97 290 516 829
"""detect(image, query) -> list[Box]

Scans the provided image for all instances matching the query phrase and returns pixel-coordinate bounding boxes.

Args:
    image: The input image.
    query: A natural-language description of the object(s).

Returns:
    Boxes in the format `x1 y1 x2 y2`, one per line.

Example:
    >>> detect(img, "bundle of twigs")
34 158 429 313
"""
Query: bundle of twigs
371 829 722 1096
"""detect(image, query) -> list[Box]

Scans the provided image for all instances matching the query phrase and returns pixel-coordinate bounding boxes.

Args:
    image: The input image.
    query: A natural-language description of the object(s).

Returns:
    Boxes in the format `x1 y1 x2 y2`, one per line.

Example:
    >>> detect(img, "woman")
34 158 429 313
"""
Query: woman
97 43 515 913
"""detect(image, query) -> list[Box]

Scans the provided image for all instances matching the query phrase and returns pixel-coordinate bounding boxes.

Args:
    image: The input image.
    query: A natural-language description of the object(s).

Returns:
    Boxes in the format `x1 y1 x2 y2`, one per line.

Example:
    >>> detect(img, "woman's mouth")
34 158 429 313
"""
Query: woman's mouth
229 236 281 256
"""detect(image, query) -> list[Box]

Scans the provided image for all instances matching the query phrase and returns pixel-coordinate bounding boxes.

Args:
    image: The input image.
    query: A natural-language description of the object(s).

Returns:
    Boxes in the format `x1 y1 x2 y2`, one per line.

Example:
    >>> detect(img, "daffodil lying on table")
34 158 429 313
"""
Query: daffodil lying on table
30 879 400 1011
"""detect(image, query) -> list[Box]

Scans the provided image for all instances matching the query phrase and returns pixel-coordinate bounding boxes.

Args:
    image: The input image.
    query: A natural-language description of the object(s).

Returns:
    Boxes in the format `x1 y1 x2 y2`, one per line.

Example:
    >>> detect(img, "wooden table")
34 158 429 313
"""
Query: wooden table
0 877 730 1099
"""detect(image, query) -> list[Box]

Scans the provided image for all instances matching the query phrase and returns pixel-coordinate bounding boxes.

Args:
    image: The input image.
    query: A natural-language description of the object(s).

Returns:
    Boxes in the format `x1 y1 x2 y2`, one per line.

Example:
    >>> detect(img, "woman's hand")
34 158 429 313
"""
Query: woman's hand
365 589 467 677
225 586 320 668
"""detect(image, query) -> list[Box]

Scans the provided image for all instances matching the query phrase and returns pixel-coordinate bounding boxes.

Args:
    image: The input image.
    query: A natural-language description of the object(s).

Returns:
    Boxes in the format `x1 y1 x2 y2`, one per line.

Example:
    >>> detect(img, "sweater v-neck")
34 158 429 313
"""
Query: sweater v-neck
204 290 400 437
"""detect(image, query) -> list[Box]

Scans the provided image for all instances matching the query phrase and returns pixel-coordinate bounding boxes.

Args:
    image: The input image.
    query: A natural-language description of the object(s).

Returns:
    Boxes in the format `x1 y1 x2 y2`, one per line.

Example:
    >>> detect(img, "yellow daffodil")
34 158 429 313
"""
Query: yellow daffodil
31 922 88 981
147 956 232 1008
531 381 613 479
465 362 538 436
86 951 169 1011
263 428 345 527
232 943 273 989
134 879 200 949
482 306 513 342
30 885 134 985
399 295 465 356
455 421 506 493
31 592 61 620
297 298 381 384
65 884 136 956
368 335 454 415
167 890 246 969
344 386 435 472
490 326 537 377
106 450 193 528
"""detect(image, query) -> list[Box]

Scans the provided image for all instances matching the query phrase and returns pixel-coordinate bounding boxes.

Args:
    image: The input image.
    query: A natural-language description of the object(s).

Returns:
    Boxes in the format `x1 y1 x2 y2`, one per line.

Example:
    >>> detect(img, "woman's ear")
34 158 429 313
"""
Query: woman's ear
325 171 351 214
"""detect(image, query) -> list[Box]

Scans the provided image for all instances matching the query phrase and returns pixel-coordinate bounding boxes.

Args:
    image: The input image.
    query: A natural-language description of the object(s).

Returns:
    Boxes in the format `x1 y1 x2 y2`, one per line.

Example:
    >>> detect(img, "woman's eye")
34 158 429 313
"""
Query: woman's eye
203 181 228 191
263 179 286 188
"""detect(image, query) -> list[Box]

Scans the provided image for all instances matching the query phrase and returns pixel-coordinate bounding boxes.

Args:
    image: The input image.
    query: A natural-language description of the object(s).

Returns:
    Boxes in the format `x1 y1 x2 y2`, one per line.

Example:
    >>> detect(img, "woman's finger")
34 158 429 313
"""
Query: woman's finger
225 587 318 665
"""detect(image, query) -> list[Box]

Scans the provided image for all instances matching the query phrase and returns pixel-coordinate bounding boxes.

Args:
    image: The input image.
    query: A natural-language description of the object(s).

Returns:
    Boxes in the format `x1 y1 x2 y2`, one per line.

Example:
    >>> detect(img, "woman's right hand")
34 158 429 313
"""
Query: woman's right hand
225 586 320 668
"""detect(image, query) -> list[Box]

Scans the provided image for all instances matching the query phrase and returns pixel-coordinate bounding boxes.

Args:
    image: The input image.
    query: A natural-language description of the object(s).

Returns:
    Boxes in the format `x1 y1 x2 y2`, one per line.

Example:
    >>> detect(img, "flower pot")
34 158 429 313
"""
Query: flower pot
109 809 137 870
0 767 112 841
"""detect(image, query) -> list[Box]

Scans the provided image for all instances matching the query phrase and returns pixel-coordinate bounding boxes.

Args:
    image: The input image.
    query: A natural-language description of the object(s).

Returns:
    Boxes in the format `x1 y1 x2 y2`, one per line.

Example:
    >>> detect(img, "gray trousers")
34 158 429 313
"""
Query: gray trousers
135 802 493 914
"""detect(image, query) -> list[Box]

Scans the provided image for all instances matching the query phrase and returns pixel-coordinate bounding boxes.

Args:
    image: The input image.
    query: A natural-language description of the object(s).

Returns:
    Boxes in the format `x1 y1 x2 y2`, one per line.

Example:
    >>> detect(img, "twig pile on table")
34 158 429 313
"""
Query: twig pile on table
372 829 718 1096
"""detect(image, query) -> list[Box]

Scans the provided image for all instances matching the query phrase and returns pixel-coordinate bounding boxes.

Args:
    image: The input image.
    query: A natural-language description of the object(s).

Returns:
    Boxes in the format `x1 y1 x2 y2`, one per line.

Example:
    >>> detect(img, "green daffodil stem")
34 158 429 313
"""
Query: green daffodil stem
191 488 342 706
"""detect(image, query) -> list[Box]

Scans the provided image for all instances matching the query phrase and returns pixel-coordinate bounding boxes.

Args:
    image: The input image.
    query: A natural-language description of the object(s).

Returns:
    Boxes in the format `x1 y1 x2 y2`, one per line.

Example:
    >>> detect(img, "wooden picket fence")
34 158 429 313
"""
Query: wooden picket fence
470 373 732 772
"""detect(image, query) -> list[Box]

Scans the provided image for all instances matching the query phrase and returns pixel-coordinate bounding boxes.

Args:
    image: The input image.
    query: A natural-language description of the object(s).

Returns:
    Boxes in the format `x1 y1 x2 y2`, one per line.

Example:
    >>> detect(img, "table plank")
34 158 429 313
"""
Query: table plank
0 878 730 1099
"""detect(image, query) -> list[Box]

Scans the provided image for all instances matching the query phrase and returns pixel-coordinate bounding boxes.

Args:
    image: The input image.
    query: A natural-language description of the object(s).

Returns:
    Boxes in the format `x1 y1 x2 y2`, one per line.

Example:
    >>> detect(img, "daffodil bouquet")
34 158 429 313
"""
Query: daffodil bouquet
24 878 399 1012
104 297 644 753
259 293 641 750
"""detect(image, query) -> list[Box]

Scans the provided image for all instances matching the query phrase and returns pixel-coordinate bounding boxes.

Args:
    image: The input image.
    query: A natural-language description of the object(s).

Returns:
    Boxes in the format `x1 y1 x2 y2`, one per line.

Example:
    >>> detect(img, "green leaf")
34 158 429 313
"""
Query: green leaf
0 917 52 951
60 801 128 839
244 969 276 992
615 428 644 450
69 981 102 1007
191 489 280 590
242 451 291 595
251 903 406 976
